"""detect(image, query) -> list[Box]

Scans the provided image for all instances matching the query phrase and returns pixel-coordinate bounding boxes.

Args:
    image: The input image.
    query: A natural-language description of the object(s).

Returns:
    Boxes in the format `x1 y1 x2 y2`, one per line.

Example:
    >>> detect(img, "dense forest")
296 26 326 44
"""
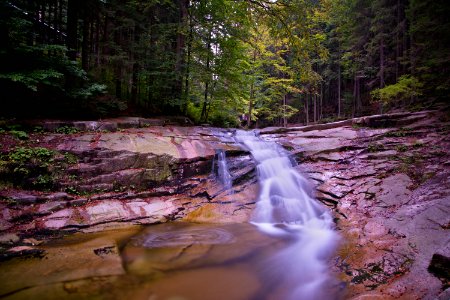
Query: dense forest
0 0 448 127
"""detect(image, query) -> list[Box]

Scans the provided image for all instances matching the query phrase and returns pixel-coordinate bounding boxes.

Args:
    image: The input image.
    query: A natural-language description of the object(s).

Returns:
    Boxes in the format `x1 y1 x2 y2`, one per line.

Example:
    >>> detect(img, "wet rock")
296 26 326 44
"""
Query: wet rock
69 198 88 207
23 238 43 246
9 193 39 205
93 245 116 258
0 233 131 296
265 109 449 298
1 246 45 261
0 233 20 244
377 174 412 207
428 253 450 285
45 192 72 202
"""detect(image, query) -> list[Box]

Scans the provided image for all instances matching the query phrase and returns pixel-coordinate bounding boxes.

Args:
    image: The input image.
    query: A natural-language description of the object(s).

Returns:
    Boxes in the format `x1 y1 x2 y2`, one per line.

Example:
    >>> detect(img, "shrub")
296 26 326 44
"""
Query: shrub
371 75 423 106
10 130 28 140
1 147 76 191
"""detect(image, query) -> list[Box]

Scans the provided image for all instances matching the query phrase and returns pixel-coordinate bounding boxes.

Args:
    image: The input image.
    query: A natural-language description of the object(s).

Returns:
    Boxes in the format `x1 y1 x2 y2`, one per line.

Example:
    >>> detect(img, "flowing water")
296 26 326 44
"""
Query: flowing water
235 130 339 300
215 149 233 194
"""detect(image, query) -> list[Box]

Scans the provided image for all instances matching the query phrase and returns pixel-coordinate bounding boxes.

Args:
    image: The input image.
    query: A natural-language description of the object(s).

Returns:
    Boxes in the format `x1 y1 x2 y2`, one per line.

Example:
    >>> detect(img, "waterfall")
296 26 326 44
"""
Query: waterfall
234 130 339 300
215 149 233 194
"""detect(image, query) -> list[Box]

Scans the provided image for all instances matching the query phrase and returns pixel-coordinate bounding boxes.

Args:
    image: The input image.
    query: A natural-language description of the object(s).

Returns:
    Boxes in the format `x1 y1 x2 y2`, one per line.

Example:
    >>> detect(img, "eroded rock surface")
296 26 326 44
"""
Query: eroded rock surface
0 125 256 235
264 109 450 299
0 109 449 299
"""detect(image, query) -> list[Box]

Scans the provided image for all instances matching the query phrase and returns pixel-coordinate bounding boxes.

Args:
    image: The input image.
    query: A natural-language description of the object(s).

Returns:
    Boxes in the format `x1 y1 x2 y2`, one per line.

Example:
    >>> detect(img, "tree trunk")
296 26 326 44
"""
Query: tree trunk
66 0 79 61
313 93 317 123
201 35 211 122
81 12 90 71
283 94 287 127
352 77 357 117
95 15 100 67
395 0 400 81
182 8 193 115
337 63 341 118
131 23 140 105
305 93 309 125
174 0 188 105
380 37 385 88
114 21 122 99
320 82 323 120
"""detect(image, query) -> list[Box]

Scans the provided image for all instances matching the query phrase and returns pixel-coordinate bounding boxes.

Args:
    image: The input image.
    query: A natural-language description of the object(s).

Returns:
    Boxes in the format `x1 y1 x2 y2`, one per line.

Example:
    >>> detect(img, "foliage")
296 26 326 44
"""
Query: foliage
0 146 77 191
367 143 385 153
10 130 28 140
371 76 423 105
55 126 79 134
0 0 448 123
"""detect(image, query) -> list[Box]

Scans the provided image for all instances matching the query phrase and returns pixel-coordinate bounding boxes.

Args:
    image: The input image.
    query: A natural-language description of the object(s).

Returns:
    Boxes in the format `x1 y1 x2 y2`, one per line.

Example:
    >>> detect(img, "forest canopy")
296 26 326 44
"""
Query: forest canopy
0 0 448 126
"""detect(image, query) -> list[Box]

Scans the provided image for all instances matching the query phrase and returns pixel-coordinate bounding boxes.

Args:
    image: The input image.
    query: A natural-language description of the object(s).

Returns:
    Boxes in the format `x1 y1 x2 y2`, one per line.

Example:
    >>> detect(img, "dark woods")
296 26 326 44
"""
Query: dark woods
0 0 448 125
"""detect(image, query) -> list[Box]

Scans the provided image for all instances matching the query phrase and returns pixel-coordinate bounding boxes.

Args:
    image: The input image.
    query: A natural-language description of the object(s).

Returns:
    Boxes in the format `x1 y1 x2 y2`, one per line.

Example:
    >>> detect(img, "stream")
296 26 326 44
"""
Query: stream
0 130 340 300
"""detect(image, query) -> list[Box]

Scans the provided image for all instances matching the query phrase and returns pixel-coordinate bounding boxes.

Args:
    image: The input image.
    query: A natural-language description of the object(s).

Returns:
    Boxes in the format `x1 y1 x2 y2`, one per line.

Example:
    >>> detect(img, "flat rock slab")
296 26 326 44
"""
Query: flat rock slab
0 229 138 296
55 127 240 160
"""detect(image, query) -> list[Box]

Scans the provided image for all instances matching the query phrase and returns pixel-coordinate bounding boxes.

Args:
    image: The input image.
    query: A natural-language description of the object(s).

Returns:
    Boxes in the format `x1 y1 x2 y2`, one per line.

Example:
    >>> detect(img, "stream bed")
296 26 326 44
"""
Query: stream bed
0 222 342 300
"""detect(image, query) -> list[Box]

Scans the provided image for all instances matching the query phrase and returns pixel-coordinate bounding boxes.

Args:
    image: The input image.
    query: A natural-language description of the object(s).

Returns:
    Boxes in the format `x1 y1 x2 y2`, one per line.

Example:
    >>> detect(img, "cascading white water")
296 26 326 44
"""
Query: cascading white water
235 130 339 300
216 149 233 193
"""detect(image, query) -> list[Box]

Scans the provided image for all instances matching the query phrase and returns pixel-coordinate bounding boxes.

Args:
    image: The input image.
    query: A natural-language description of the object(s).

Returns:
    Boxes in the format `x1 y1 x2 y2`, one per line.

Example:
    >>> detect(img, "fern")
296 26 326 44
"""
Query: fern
0 69 63 91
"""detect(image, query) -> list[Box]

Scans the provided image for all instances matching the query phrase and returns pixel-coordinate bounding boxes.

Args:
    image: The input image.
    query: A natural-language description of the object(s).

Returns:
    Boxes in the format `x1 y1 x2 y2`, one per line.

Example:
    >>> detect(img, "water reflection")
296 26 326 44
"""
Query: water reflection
124 222 341 300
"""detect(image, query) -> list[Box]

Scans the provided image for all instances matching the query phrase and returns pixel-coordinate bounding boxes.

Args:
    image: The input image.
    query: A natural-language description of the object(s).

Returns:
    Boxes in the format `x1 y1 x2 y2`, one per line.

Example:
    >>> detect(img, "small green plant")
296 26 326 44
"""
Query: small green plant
367 143 385 153
65 186 80 195
8 147 54 163
32 174 54 190
2 147 57 190
395 145 408 152
33 126 45 133
10 130 28 140
55 126 79 134
412 141 423 148
383 127 413 137
64 152 78 164
68 174 78 181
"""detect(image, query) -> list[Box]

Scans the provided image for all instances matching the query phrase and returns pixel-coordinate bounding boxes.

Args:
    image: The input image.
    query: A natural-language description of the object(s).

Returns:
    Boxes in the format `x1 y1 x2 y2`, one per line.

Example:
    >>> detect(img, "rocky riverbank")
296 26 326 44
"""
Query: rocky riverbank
263 109 450 299
0 109 449 299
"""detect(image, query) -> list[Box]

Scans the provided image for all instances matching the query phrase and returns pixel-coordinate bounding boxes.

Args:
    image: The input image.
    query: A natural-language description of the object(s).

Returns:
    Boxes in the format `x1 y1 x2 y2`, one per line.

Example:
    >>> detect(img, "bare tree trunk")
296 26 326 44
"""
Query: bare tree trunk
247 82 254 128
352 76 356 117
174 0 188 105
81 12 90 71
338 63 341 118
395 0 400 81
201 33 211 122
95 15 100 67
313 93 317 123
320 82 323 120
247 50 257 128
283 94 287 127
380 37 385 88
182 8 193 115
66 0 78 61
114 22 122 99
306 93 310 125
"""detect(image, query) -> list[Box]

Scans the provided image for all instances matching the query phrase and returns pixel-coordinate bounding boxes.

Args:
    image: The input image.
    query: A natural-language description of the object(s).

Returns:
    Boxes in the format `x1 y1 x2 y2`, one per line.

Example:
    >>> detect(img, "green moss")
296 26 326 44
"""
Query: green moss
395 144 408 152
63 152 78 164
10 130 28 140
0 147 79 191
55 126 79 134
383 127 413 137
367 143 385 153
